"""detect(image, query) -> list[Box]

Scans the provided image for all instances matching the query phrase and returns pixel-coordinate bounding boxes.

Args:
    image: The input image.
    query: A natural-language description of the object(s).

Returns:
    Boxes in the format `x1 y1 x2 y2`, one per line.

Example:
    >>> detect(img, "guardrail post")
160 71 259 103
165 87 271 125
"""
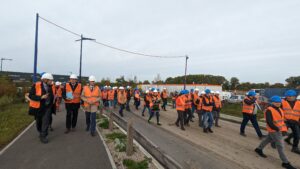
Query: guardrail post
109 110 114 131
126 118 134 156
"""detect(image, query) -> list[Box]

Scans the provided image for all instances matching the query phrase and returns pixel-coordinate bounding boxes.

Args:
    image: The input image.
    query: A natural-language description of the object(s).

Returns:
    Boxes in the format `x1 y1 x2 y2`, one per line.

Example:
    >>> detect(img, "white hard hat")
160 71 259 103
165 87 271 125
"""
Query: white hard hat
215 91 220 94
127 86 131 89
297 95 300 100
55 81 61 86
119 86 124 90
153 90 158 93
163 88 167 90
70 74 78 79
41 73 53 80
146 90 149 93
194 88 199 91
201 91 205 94
107 86 112 89
104 85 107 88
88 75 96 82
211 91 215 94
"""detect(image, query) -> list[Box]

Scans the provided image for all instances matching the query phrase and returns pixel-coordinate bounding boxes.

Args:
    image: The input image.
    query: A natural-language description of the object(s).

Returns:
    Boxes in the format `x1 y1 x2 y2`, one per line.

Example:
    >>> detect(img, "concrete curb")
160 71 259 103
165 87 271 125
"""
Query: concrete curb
0 120 35 156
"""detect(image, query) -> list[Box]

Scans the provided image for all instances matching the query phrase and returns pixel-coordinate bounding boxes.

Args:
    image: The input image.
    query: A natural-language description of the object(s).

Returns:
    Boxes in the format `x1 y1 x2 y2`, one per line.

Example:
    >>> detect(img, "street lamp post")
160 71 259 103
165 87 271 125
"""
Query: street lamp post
75 35 95 82
184 55 189 90
1 58 13 72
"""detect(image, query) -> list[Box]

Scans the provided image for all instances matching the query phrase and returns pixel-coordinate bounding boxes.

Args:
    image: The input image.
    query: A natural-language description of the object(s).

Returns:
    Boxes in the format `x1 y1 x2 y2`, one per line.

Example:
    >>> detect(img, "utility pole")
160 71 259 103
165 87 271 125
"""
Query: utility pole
75 35 95 82
184 55 189 90
1 58 13 72
33 13 39 82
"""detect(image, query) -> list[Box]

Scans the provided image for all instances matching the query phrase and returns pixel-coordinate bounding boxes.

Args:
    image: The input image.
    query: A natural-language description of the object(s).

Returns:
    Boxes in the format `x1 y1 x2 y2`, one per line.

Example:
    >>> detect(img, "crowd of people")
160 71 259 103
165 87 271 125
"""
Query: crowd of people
26 73 300 169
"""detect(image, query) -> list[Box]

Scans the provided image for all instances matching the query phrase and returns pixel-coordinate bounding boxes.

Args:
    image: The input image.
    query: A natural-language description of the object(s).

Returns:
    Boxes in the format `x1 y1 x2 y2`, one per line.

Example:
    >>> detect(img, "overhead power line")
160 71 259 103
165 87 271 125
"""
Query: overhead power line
39 15 186 58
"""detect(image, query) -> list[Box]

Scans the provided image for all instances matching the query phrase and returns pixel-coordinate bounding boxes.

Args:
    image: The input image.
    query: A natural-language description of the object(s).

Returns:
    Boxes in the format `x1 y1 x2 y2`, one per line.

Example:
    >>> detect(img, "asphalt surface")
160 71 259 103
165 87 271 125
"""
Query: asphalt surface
113 105 245 169
0 106 113 169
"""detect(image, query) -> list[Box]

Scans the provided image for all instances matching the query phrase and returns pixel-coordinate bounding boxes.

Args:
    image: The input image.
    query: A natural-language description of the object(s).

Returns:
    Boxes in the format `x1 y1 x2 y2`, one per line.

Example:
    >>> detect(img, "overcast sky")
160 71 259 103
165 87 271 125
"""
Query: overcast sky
1 0 300 83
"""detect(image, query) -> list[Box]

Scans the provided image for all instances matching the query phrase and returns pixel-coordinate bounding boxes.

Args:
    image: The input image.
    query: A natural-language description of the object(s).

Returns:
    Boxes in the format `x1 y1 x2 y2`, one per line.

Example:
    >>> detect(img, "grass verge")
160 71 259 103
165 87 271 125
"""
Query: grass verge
221 103 264 120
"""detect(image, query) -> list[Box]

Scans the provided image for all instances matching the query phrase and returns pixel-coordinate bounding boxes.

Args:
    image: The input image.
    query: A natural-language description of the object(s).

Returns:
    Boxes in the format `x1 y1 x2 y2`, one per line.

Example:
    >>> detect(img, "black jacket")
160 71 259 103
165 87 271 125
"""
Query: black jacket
29 82 54 115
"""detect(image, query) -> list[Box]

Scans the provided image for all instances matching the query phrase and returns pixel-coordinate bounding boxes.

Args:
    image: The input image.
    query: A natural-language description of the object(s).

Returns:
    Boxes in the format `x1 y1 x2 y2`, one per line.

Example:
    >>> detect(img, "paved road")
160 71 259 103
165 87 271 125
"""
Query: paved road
0 106 113 169
112 106 245 169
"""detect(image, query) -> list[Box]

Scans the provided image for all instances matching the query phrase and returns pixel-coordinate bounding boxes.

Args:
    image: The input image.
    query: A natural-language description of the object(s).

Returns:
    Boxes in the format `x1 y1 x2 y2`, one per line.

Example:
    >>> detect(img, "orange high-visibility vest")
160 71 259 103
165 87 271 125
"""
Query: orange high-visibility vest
193 93 199 105
102 90 108 100
176 95 186 111
185 94 192 109
242 97 255 114
202 95 213 112
135 92 140 100
162 92 168 99
83 85 100 107
281 99 300 121
213 95 222 108
29 82 42 109
118 91 127 104
52 85 56 97
107 90 115 101
56 87 62 97
65 83 82 104
196 97 203 111
265 106 287 133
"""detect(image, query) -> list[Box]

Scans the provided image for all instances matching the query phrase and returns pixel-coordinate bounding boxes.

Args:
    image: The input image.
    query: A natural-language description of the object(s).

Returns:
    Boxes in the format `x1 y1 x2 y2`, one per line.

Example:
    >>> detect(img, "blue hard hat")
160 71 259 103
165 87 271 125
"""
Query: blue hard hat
285 90 297 97
205 89 211 94
184 89 190 94
151 88 156 92
190 89 194 92
270 96 282 103
247 91 256 96
157 89 160 92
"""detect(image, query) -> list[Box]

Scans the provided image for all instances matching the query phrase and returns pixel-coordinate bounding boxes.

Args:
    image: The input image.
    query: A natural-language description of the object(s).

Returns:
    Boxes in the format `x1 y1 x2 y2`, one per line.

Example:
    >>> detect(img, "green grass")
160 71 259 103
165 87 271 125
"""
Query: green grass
98 117 109 129
221 103 264 120
0 103 34 149
123 159 149 169
105 132 127 141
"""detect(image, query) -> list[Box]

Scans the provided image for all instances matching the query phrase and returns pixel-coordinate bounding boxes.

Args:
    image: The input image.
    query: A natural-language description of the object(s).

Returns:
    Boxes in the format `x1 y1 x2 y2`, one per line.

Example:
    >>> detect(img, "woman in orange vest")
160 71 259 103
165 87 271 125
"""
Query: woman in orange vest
281 90 300 154
255 96 296 169
213 91 222 127
175 90 189 130
62 74 82 134
29 73 54 144
240 91 263 138
118 87 127 117
202 89 214 133
81 76 101 136
161 88 168 111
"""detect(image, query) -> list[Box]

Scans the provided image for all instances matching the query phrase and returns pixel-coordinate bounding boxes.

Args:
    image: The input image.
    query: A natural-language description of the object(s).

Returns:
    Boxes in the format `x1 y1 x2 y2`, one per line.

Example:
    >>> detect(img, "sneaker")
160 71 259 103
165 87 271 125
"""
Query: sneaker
285 138 292 145
157 123 162 126
64 129 71 134
215 124 221 128
240 132 247 137
40 137 49 144
291 147 300 155
175 123 179 127
181 127 185 131
254 148 267 158
282 163 296 169
203 128 208 133
208 128 213 133
91 132 96 137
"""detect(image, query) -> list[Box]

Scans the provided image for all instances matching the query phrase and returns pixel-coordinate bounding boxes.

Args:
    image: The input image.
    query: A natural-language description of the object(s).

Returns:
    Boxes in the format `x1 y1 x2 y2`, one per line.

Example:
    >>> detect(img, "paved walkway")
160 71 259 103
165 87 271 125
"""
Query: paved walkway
0 106 113 169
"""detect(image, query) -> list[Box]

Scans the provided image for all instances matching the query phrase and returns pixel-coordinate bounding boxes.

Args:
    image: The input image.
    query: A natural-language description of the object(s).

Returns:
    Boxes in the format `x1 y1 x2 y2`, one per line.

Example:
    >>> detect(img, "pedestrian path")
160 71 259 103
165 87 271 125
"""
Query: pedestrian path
0 107 113 169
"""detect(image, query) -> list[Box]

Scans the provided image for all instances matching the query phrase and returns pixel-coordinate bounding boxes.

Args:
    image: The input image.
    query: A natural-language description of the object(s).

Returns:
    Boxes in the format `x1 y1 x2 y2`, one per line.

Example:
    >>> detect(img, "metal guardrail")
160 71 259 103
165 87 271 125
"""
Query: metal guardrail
109 111 183 169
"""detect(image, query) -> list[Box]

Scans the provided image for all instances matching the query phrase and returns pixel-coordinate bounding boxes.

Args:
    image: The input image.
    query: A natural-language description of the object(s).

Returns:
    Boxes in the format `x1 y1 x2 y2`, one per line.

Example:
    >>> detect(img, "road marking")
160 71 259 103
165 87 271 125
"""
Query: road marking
0 121 35 156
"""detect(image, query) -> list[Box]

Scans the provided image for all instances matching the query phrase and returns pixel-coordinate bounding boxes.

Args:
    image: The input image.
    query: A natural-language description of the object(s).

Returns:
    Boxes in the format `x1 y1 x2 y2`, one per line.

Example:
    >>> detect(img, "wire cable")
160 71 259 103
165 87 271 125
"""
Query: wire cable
39 15 186 58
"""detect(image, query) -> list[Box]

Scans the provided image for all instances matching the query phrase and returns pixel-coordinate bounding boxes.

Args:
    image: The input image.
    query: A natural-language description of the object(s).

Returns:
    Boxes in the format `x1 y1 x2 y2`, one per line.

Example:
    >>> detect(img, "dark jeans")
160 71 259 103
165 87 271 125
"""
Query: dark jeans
126 99 131 111
149 110 160 123
85 112 96 134
119 104 125 117
240 113 263 137
184 108 192 125
65 103 80 129
176 110 184 128
142 105 151 116
162 99 167 110
286 120 299 148
197 110 203 127
134 100 140 109
35 107 51 137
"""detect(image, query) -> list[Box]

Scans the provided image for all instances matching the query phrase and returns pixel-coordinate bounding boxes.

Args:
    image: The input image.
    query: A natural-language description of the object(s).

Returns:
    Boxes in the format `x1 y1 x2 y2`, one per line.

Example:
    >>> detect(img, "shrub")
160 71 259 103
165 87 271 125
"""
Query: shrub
99 117 109 129
123 159 149 169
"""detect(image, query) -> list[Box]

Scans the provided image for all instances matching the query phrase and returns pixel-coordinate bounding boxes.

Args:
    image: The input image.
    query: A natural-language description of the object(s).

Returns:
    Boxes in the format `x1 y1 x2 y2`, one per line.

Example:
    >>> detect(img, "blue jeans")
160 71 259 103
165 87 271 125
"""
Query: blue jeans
240 113 263 137
142 106 151 116
108 100 114 108
203 111 214 129
86 112 96 134
113 99 117 108
191 104 196 114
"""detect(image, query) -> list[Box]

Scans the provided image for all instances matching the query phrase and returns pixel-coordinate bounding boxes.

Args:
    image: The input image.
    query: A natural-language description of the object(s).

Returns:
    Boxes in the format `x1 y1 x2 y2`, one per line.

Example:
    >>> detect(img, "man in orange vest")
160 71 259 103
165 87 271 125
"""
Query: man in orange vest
29 73 54 143
255 96 296 169
81 76 101 136
118 86 127 117
134 88 141 110
113 86 118 108
175 90 189 130
202 89 214 133
171 91 178 109
107 86 115 110
141 90 152 116
194 89 202 127
213 91 222 127
161 88 168 111
282 90 300 154
102 86 108 107
55 81 62 112
240 91 263 138
148 89 161 125
125 86 132 111
62 74 82 134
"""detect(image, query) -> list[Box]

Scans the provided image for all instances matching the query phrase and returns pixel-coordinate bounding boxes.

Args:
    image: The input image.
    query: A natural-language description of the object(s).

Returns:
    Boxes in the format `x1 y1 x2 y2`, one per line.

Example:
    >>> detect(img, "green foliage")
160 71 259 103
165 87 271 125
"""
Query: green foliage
105 132 127 140
123 159 149 169
98 117 109 129
0 95 14 107
165 74 226 85
0 103 34 149
0 75 17 97
221 103 264 120
286 76 300 88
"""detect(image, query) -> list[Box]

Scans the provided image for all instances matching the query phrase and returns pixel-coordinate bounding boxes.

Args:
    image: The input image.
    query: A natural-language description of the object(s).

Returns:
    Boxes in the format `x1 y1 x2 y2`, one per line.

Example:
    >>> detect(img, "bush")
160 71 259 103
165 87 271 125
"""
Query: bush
105 132 127 140
98 117 109 129
0 95 14 107
123 159 149 169
0 75 17 97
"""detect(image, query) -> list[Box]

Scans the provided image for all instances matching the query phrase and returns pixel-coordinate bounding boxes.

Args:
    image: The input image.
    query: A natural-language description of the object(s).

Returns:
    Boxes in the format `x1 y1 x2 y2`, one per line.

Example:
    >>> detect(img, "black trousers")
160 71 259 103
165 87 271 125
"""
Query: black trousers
176 110 184 128
35 107 51 137
286 120 299 148
65 103 80 129
184 108 192 125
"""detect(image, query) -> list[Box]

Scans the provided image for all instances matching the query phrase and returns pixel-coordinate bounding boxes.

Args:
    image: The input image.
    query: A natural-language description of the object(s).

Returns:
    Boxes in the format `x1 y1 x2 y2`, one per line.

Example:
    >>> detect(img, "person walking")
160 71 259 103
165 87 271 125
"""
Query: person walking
118 87 127 117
